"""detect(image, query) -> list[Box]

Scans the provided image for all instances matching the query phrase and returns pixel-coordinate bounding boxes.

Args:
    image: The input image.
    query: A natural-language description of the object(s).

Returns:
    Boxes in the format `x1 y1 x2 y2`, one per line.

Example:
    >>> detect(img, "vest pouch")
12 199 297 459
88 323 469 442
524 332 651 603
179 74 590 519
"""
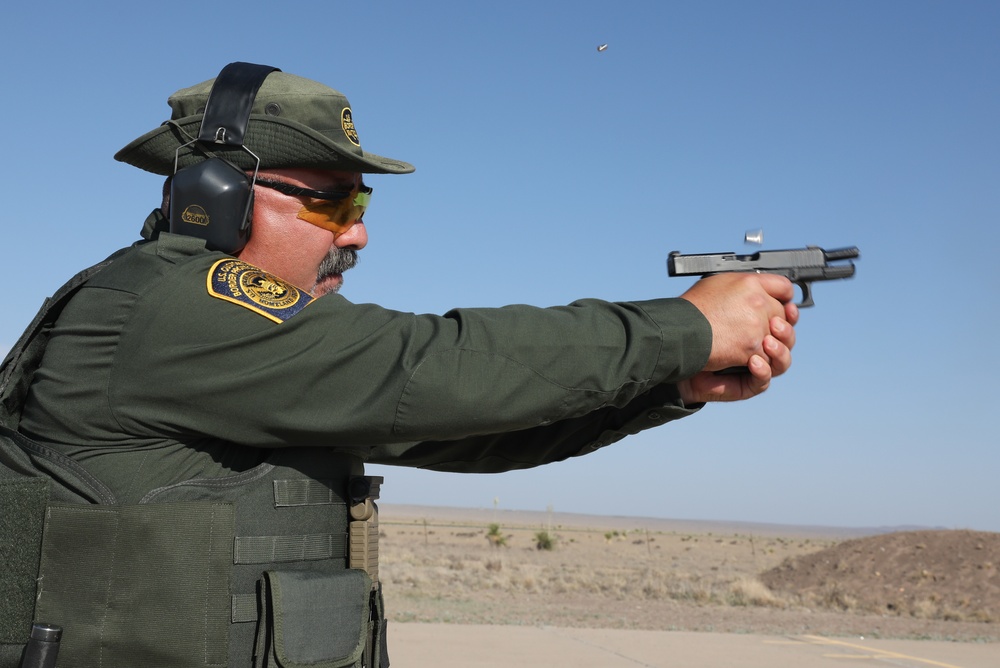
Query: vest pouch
254 570 379 668
34 502 234 668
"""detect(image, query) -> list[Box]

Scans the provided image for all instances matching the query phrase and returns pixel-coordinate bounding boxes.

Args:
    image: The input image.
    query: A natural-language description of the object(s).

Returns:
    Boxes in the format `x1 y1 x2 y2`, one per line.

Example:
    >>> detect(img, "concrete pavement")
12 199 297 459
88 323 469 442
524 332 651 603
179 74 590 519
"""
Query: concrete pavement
386 623 999 667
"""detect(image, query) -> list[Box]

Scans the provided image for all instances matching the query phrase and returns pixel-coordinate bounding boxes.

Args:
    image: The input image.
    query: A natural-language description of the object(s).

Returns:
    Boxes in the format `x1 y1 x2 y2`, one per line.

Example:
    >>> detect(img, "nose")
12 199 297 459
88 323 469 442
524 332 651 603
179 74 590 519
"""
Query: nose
335 221 367 250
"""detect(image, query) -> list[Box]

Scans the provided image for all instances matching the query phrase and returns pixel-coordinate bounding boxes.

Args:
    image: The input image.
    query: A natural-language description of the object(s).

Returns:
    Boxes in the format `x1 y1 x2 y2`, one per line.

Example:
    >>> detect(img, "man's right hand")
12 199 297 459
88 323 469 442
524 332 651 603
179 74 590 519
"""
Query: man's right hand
677 273 798 403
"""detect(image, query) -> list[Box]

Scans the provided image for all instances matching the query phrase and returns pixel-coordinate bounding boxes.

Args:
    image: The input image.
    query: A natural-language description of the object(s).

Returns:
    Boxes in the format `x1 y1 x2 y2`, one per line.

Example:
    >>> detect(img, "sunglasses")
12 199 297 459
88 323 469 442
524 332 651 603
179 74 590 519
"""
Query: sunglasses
255 178 373 234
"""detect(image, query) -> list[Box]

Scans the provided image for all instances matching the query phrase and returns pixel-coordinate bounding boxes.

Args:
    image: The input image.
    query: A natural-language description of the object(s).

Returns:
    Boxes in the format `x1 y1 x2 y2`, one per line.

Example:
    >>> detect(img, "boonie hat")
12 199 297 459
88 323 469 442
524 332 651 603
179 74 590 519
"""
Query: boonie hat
115 70 414 176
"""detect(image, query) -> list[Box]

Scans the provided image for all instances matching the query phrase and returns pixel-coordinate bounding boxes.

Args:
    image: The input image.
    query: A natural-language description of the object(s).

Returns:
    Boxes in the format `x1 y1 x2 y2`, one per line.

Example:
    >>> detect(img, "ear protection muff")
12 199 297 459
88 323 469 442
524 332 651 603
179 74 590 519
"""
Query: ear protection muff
169 62 279 254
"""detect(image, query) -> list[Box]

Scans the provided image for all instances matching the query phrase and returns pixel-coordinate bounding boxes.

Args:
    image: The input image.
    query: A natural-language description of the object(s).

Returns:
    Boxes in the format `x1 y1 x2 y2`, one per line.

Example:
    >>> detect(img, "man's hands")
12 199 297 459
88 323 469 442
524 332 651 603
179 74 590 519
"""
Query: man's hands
677 273 799 404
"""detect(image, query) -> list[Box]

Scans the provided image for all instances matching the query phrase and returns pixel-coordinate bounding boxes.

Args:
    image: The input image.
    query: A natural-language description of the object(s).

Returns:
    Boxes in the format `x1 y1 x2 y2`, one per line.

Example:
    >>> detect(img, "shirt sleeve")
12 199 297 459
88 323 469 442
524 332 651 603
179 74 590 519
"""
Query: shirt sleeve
106 251 712 457
366 383 701 472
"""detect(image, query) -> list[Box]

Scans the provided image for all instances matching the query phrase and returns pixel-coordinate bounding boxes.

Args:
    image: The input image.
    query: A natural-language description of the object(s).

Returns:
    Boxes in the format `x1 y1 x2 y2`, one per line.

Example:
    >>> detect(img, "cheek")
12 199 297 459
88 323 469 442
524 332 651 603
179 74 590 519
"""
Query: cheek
278 220 335 269
287 217 334 248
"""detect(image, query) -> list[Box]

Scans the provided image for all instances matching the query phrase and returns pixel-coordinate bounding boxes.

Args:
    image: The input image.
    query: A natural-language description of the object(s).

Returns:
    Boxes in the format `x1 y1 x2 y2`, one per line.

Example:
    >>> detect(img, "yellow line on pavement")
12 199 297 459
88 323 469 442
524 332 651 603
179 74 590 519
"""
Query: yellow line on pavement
801 635 966 668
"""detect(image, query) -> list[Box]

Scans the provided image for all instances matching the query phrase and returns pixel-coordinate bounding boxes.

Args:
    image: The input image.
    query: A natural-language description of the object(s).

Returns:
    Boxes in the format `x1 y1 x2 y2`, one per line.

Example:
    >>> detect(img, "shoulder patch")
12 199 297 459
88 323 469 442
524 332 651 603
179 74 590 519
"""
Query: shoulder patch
207 259 313 323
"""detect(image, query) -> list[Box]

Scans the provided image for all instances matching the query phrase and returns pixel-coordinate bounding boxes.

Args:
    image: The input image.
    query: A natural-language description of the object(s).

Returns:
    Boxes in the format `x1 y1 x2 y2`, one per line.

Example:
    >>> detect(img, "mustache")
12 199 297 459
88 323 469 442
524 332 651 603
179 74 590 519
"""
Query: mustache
316 247 358 282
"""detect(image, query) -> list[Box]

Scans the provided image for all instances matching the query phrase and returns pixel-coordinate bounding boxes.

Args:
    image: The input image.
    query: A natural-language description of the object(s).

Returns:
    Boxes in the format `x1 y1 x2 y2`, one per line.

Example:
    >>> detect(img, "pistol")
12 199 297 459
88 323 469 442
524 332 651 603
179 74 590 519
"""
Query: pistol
667 245 859 307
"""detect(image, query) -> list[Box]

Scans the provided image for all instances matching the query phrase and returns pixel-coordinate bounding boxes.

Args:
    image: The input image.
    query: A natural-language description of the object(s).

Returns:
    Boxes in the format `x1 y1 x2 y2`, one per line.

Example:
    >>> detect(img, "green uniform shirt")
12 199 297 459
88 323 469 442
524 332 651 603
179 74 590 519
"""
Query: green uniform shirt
18 212 712 503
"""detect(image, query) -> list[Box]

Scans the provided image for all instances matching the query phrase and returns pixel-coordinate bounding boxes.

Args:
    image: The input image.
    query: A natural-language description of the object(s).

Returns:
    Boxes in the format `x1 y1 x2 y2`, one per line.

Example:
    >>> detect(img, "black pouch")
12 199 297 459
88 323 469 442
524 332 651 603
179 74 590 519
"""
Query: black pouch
255 570 382 668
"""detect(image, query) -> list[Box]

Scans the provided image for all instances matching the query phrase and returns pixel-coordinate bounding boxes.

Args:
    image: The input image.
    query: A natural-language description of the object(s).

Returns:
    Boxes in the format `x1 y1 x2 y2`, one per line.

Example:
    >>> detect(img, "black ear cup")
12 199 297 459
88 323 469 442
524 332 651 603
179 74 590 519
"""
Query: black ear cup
169 157 254 254
167 63 279 255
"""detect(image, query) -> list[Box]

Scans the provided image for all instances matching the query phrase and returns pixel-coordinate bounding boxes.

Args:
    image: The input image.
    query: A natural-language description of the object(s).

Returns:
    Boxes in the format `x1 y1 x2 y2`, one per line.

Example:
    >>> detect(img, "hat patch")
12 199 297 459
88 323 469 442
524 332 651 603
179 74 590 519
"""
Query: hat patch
207 259 313 323
341 107 361 146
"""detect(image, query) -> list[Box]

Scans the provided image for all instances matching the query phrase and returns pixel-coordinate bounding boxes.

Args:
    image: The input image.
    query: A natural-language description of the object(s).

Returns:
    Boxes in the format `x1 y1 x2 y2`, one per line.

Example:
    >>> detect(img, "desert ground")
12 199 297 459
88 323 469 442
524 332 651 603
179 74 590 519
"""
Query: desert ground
377 504 999 643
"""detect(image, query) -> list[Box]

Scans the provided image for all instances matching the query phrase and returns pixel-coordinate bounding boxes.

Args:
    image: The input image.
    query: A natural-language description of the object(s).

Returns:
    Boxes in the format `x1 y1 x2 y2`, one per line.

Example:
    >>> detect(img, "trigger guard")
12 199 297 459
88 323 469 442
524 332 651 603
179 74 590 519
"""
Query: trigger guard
796 281 815 308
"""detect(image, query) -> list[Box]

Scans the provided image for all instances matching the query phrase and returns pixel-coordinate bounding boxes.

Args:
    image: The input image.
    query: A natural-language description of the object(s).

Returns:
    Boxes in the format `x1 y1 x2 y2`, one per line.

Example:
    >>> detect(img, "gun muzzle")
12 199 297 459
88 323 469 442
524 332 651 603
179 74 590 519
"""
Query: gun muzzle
823 246 860 261
20 623 61 668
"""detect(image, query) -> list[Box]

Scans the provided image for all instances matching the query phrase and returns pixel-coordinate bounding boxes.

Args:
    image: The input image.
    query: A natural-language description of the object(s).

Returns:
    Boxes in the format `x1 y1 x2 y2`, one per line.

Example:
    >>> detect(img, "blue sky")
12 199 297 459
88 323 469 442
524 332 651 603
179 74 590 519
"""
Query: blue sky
2 1 998 531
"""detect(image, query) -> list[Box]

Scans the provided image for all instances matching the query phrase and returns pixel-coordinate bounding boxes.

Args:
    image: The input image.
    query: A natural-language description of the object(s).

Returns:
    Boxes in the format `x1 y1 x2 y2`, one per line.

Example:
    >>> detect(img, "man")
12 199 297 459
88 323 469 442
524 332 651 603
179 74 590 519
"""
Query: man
0 65 796 668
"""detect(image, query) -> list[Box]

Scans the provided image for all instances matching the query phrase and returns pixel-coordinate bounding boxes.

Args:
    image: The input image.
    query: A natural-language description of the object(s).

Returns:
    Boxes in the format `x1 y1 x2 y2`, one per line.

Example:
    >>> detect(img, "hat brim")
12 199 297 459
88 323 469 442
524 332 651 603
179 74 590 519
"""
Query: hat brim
115 115 414 176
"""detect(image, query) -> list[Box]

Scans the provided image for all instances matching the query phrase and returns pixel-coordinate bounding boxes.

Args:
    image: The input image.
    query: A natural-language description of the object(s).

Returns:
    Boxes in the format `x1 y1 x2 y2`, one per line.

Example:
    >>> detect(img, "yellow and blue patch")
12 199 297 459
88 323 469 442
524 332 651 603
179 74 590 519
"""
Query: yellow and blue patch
207 259 313 323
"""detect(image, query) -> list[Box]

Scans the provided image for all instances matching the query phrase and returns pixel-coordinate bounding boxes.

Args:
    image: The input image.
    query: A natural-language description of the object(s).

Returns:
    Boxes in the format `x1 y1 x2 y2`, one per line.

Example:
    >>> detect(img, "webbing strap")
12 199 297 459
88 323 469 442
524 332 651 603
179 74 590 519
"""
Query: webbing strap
272 479 338 507
233 533 347 564
231 594 258 623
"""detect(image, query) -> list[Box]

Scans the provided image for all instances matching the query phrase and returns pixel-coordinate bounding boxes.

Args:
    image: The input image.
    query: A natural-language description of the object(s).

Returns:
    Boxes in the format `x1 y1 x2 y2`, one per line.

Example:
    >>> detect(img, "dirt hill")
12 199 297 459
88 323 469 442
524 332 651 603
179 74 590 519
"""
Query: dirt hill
379 507 999 640
760 529 1000 623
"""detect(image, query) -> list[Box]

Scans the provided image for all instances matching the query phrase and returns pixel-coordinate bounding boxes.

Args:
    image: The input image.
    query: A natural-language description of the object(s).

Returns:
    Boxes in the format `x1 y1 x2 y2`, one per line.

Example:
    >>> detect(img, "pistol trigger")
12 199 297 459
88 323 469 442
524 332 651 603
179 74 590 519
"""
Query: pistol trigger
797 281 815 308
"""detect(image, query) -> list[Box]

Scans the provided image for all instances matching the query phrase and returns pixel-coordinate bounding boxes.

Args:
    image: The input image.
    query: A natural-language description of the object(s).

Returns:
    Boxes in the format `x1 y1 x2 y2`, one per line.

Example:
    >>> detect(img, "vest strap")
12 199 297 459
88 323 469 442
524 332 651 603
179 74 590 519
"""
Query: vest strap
233 533 347 564
231 594 258 623
273 478 338 506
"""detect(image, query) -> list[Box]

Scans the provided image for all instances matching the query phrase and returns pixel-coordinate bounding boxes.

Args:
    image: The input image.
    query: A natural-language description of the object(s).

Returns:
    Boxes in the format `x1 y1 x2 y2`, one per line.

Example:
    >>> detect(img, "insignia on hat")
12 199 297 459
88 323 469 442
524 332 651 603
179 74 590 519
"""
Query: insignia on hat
341 107 361 146
207 259 313 323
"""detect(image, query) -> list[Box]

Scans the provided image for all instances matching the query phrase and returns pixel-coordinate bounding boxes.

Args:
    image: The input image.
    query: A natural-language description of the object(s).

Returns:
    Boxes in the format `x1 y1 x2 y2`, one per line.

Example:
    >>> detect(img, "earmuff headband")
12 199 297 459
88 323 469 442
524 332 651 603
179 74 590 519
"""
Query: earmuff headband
198 62 280 146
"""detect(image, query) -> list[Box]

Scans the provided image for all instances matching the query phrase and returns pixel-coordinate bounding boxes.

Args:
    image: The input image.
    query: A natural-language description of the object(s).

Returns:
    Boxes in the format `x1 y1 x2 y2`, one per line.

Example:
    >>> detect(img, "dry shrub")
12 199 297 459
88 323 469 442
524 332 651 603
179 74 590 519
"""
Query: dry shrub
726 578 785 608
815 583 860 612
970 609 997 623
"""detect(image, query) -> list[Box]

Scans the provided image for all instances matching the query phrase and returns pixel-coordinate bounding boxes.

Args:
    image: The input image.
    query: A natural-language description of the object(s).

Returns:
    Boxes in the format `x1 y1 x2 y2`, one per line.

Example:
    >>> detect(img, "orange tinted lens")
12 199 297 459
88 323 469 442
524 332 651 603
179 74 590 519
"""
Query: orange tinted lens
297 203 359 234
295 189 370 234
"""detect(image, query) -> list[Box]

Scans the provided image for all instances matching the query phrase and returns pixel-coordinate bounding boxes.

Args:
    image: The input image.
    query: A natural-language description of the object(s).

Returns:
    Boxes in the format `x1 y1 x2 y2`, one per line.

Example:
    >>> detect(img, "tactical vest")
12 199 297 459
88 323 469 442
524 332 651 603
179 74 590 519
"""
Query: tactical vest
0 254 387 668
